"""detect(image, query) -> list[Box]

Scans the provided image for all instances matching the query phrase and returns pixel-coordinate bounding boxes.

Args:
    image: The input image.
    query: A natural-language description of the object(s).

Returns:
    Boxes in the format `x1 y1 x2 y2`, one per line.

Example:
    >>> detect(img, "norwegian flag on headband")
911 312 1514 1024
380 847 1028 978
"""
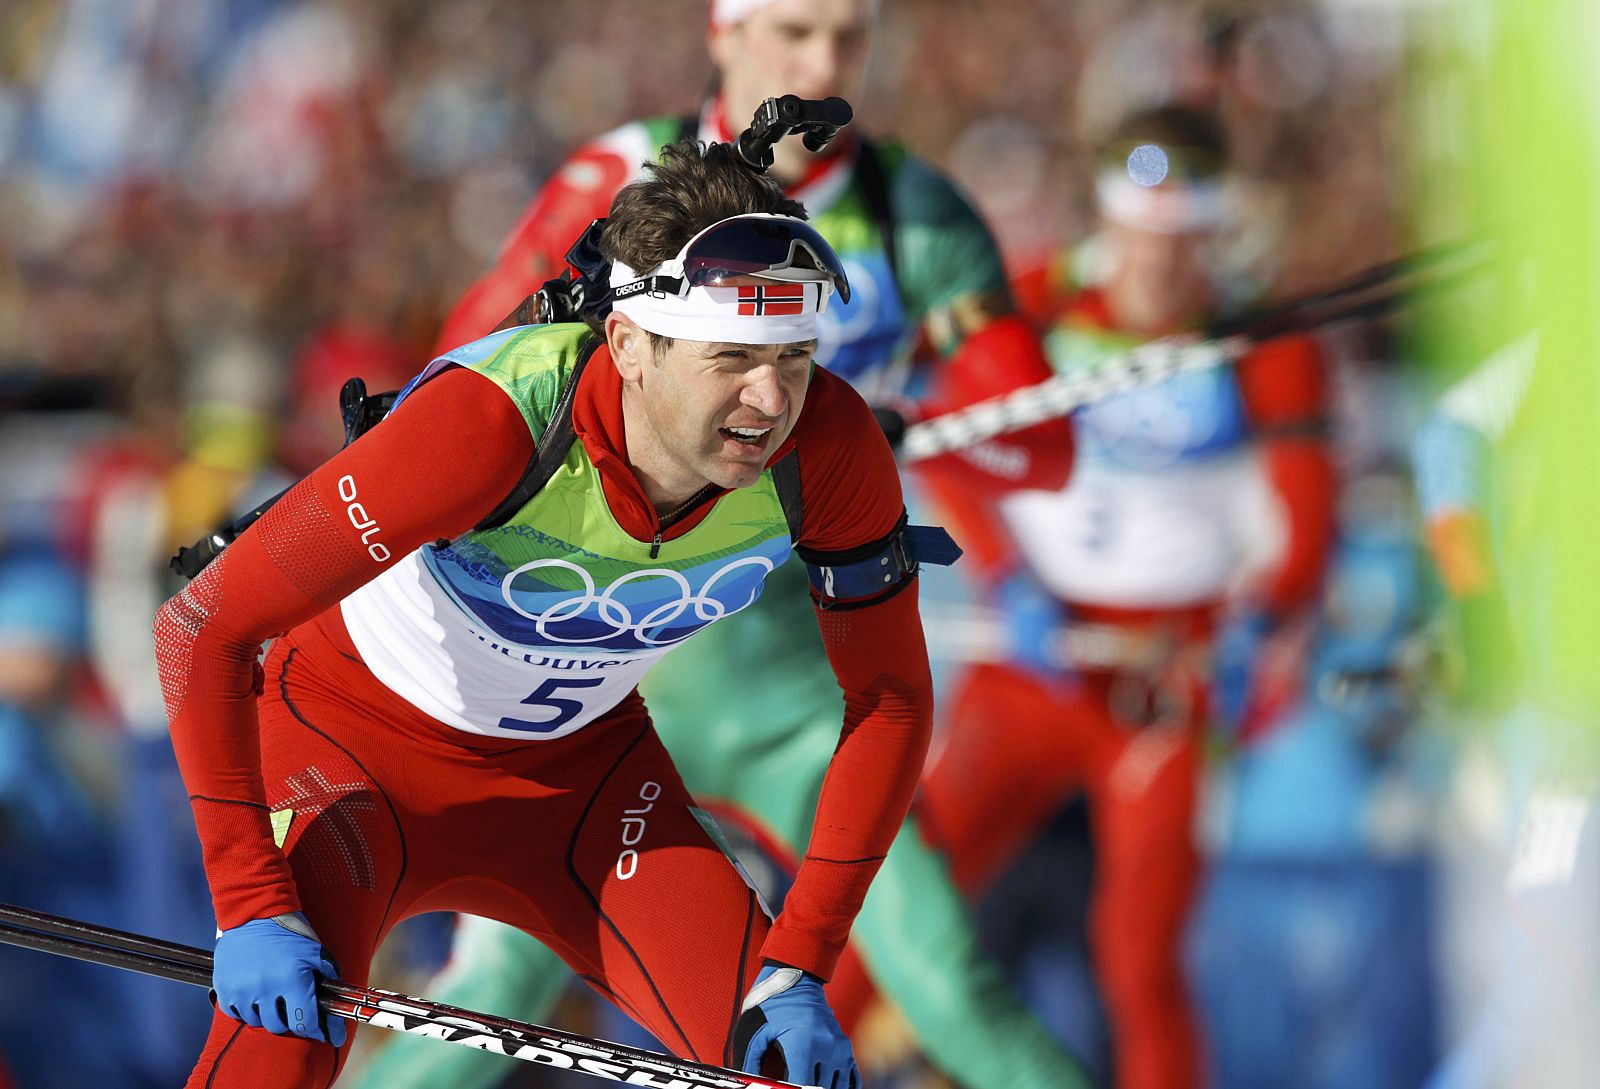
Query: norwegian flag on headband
737 283 807 316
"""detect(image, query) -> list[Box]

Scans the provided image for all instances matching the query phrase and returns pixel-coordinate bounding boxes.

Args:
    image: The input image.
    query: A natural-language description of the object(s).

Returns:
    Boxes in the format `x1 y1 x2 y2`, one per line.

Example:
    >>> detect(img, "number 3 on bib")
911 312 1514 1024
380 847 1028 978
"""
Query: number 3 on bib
497 677 607 733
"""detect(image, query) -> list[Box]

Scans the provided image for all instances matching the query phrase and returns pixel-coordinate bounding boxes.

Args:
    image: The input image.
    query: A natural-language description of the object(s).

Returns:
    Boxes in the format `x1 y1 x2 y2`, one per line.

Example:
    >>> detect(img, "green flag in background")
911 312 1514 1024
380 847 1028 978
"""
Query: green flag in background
1413 0 1600 759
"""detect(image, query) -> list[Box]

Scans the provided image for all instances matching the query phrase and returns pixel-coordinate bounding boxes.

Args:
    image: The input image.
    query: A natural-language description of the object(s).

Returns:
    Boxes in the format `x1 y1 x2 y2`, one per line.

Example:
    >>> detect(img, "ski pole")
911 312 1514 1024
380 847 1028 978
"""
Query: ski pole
900 240 1489 463
0 904 808 1089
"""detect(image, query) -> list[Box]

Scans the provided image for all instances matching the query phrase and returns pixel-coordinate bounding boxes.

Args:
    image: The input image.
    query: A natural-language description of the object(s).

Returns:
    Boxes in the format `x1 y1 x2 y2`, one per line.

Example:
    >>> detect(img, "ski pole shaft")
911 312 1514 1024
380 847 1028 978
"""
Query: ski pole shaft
900 241 1489 463
0 901 209 969
0 919 209 988
0 904 807 1089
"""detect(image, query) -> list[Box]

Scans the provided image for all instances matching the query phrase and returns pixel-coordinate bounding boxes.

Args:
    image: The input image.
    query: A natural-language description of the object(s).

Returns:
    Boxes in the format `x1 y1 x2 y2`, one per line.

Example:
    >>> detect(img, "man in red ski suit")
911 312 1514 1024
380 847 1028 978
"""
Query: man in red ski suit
914 106 1337 1089
157 139 943 1089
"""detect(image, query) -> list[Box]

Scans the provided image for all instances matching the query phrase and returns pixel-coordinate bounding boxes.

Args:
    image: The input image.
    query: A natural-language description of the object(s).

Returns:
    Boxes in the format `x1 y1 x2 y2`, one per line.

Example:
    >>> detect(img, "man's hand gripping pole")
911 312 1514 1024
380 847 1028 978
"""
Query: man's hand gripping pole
0 901 819 1089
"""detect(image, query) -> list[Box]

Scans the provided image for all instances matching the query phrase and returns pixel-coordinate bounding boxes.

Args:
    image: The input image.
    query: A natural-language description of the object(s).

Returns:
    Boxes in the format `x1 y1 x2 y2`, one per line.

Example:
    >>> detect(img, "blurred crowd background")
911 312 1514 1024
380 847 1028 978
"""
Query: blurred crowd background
0 0 1593 1087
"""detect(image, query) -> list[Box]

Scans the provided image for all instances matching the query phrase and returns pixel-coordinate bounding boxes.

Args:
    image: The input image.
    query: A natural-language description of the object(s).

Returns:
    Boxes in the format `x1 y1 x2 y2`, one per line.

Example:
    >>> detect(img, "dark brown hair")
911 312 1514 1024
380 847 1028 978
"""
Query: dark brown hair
600 139 806 276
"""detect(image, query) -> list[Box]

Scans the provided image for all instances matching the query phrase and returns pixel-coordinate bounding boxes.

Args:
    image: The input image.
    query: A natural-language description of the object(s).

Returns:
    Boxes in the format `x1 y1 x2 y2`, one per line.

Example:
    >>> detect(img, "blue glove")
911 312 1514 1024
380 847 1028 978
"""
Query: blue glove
1211 611 1272 737
732 963 857 1089
213 912 345 1046
996 570 1069 676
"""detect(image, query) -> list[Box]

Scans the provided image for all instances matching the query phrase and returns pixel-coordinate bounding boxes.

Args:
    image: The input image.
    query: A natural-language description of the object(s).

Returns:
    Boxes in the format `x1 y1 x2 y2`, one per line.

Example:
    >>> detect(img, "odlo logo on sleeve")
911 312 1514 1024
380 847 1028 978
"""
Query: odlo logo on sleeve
339 475 392 563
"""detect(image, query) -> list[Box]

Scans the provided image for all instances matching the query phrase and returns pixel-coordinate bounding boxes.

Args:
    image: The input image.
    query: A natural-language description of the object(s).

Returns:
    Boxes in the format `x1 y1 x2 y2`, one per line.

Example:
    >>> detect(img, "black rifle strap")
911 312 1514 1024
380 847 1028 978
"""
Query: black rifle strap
473 336 599 531
853 137 898 289
771 449 804 543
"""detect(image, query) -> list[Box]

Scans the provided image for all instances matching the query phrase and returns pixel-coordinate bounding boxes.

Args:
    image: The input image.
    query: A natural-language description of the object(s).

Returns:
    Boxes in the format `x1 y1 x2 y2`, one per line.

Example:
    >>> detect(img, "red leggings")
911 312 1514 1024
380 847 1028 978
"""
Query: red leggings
186 615 769 1088
915 661 1204 1089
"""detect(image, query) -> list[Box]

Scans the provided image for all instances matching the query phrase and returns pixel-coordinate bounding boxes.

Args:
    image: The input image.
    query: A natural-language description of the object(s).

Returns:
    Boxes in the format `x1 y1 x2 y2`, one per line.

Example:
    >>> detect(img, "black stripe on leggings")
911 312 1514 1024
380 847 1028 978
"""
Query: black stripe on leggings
202 1022 245 1089
722 887 760 1067
803 853 887 866
278 647 410 943
563 723 699 1060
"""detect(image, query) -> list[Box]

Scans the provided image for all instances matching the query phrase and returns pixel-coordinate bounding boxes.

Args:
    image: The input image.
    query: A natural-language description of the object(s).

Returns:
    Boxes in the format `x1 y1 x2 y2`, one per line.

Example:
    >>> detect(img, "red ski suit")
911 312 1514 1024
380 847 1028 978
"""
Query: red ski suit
155 352 934 1087
912 285 1336 1089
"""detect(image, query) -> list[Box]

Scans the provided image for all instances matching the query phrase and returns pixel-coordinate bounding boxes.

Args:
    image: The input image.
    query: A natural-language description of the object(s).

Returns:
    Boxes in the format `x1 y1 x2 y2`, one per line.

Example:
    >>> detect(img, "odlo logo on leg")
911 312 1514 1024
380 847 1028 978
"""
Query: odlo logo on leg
615 780 661 880
338 475 391 562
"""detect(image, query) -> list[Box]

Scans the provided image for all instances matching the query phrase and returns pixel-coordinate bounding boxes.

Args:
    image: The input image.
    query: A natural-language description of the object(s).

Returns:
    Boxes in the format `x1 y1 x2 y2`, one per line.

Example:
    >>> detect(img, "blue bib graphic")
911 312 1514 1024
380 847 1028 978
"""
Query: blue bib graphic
423 533 792 653
815 250 908 387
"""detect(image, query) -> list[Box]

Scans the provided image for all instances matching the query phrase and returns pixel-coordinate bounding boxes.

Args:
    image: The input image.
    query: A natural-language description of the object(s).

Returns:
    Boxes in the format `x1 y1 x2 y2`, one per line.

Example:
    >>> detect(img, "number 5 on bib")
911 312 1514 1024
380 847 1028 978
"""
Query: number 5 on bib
497 677 607 733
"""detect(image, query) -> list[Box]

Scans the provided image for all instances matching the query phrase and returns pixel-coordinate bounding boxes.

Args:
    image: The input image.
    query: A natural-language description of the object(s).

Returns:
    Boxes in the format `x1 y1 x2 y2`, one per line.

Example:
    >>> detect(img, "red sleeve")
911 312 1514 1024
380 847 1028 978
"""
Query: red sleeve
1235 333 1338 613
432 143 631 356
762 582 933 977
914 314 1076 494
758 369 934 977
154 368 535 929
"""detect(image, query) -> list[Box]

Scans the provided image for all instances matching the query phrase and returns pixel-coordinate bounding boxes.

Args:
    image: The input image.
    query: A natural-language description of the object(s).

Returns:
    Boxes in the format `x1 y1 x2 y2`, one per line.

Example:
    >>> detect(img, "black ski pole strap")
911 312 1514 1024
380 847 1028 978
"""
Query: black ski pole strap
338 377 400 447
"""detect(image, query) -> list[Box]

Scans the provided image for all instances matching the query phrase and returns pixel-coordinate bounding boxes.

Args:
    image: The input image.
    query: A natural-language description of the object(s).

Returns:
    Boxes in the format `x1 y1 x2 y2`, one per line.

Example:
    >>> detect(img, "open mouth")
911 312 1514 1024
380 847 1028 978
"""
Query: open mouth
719 425 773 449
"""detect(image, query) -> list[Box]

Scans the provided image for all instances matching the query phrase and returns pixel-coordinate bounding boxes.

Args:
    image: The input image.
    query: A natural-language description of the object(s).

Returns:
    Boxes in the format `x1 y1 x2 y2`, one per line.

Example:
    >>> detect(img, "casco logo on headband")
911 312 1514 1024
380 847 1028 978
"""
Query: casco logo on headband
738 284 806 316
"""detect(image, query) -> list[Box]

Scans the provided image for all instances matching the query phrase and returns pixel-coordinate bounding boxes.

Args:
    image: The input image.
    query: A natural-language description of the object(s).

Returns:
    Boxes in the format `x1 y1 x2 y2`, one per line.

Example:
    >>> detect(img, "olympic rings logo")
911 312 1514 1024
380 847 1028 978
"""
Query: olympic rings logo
500 556 776 646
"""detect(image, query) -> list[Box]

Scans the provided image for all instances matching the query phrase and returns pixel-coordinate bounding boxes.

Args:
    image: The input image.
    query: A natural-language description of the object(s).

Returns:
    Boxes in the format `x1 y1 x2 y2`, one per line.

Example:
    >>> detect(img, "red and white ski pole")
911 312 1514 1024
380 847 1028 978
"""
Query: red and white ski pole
0 902 809 1089
899 241 1488 463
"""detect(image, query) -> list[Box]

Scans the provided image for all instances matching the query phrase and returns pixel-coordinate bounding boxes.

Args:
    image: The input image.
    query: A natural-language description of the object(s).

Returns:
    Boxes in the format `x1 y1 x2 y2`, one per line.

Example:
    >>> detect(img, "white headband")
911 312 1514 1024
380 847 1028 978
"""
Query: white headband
712 0 781 25
1095 170 1229 234
711 0 879 27
609 260 828 344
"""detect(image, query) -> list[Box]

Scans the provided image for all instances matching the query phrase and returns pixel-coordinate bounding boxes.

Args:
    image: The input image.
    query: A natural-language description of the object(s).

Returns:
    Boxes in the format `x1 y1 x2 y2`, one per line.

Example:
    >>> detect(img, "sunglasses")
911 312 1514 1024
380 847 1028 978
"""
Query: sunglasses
612 214 851 305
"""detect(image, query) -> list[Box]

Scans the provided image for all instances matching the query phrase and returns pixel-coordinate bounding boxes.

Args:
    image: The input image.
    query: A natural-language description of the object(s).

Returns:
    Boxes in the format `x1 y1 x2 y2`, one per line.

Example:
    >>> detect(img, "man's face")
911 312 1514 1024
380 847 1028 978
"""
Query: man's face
1105 217 1215 308
710 0 873 130
610 315 815 495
